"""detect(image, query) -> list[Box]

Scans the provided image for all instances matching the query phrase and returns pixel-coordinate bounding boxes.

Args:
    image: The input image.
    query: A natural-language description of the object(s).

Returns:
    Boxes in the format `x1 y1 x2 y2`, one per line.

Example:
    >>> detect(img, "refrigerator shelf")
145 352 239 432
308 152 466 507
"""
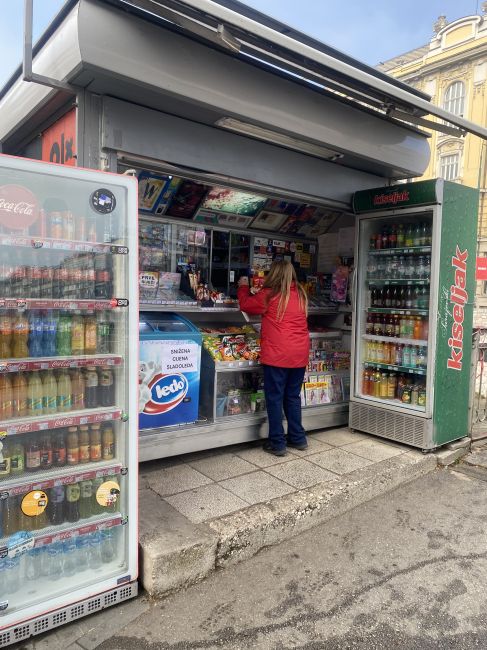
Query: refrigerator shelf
0 233 117 255
368 246 431 256
367 279 430 286
364 362 426 376
2 463 122 496
0 354 123 373
309 330 342 339
0 408 122 437
213 360 261 370
357 393 426 413
362 334 428 346
368 307 429 316
0 299 117 311
0 513 123 552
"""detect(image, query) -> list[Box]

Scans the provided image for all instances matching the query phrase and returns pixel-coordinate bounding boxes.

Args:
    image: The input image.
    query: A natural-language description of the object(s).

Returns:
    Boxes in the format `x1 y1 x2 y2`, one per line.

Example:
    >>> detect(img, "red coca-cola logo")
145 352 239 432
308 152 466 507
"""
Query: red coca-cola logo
0 185 39 230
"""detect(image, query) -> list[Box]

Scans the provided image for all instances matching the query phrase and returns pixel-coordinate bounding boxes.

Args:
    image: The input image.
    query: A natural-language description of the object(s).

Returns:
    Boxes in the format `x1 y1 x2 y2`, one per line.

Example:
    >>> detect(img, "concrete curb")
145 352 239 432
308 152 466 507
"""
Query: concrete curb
139 451 437 596
435 437 471 467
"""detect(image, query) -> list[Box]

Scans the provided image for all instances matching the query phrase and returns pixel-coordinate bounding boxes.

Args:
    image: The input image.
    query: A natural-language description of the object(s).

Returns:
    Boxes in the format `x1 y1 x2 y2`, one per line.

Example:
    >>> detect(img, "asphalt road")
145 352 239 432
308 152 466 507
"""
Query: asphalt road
90 465 487 650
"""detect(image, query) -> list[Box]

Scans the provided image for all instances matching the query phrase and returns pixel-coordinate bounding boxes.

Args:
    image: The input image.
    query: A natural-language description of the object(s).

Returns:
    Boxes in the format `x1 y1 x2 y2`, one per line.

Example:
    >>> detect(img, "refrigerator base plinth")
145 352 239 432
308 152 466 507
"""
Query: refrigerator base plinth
0 581 138 648
349 400 434 449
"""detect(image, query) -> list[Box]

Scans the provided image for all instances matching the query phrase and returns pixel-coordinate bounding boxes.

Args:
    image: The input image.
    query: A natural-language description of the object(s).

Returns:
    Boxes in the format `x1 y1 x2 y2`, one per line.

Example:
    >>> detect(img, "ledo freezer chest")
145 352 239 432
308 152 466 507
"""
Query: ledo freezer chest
139 313 202 428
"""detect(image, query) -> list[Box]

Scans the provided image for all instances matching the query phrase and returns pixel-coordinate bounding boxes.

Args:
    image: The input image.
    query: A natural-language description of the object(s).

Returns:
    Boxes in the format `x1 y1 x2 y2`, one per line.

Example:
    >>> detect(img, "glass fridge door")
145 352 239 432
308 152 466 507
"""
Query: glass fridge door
0 156 137 624
354 213 433 413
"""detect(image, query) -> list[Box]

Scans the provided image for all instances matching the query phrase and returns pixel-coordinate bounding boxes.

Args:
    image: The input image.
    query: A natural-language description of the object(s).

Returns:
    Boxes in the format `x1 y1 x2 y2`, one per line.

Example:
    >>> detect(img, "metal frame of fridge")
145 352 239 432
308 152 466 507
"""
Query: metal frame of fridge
349 179 478 451
0 155 139 648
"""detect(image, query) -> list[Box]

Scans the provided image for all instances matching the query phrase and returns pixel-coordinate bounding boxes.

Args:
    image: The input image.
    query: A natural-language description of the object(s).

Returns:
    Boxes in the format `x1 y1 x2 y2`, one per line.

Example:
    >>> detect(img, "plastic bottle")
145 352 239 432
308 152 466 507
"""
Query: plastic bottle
389 225 397 250
99 367 115 407
373 371 381 397
101 529 116 564
53 430 67 467
63 539 77 577
12 312 29 358
47 485 65 526
0 441 11 477
10 440 24 475
410 346 417 368
96 315 112 354
56 313 72 356
70 369 85 411
42 370 58 415
413 223 422 247
365 313 374 335
3 496 19 536
85 368 99 408
79 479 93 519
387 373 397 399
65 482 81 523
56 370 72 412
48 543 63 580
413 317 422 340
90 424 102 462
89 531 102 569
28 312 44 357
362 368 371 395
101 423 115 461
0 374 13 421
417 346 427 369
91 477 104 515
39 433 53 470
380 373 388 398
373 316 383 337
42 311 58 357
397 224 405 247
79 425 90 463
402 345 411 367
27 372 43 417
84 313 97 355
71 313 85 356
76 535 90 571
5 556 20 594
66 426 79 466
0 312 12 358
25 437 41 472
405 225 414 247
25 547 42 581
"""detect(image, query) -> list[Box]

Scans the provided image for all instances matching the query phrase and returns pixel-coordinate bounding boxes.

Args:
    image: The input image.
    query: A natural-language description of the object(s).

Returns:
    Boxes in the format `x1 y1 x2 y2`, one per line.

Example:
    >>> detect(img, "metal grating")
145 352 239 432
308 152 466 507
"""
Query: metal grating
350 401 428 449
0 582 137 648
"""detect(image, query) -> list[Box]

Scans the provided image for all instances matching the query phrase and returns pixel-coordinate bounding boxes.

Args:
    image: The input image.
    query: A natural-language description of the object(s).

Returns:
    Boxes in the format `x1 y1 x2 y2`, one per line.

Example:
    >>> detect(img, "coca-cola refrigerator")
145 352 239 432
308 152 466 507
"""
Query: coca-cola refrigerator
350 179 478 450
0 155 138 647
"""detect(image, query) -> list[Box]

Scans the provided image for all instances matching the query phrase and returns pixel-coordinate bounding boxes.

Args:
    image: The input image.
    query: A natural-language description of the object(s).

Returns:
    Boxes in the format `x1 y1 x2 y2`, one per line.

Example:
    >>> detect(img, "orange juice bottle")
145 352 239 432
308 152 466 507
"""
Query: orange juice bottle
12 372 27 418
0 374 13 420
12 312 29 358
0 312 12 359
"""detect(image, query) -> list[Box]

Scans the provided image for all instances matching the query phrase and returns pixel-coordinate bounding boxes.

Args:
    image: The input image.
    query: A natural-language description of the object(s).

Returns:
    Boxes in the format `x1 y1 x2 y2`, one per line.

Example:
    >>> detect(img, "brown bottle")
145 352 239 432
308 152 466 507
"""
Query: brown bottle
79 425 90 464
89 424 102 462
101 423 115 460
66 426 79 466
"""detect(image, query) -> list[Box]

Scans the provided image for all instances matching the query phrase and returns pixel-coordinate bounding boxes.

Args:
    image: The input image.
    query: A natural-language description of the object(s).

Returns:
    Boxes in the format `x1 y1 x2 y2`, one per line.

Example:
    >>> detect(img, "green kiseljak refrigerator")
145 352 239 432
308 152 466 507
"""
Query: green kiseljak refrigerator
350 179 478 450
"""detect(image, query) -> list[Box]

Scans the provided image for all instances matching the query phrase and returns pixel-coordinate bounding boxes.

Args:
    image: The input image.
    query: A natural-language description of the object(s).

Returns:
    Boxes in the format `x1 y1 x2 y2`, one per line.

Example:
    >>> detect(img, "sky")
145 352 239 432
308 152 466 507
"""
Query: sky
0 0 483 88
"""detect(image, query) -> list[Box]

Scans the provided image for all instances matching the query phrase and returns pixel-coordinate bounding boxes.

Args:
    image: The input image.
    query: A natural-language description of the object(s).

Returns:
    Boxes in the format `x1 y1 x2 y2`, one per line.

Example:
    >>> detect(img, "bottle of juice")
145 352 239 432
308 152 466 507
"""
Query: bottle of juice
380 373 389 398
71 313 85 356
65 482 81 523
79 425 90 463
78 480 93 519
0 441 11 477
0 312 12 358
39 434 53 470
101 423 115 460
387 373 397 399
27 372 43 417
84 313 97 355
66 426 79 466
70 369 85 411
0 374 13 420
41 370 58 415
56 370 72 412
89 424 102 462
12 312 29 358
362 368 371 395
25 437 41 471
12 372 27 418
413 317 422 340
373 371 381 397
10 440 24 475
56 313 72 356
53 430 67 467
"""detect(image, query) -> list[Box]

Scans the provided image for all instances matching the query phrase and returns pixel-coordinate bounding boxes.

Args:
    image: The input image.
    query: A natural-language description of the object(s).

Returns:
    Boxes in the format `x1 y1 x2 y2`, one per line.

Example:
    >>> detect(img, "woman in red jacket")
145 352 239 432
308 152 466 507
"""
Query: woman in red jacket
238 260 310 456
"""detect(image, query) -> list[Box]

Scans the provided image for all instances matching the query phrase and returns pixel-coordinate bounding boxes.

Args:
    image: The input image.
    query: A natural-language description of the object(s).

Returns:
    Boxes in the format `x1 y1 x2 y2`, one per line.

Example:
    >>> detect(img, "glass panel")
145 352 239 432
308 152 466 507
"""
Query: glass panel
211 230 230 294
0 161 131 613
355 214 432 413
215 369 264 417
229 232 250 297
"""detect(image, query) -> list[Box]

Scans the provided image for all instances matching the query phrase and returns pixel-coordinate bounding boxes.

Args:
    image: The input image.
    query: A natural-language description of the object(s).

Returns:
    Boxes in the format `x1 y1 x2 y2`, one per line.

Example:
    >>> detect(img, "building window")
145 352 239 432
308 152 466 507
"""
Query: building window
443 81 465 117
439 153 460 180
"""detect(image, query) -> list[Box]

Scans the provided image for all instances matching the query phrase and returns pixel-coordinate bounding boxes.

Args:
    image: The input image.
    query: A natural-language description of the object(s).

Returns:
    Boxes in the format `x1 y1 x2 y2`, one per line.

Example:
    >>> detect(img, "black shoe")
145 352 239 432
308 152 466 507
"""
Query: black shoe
287 441 308 451
262 441 287 457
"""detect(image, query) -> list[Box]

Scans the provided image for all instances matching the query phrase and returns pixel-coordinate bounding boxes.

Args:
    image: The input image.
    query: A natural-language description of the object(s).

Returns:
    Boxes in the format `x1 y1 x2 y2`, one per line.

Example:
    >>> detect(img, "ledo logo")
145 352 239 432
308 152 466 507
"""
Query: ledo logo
143 373 189 414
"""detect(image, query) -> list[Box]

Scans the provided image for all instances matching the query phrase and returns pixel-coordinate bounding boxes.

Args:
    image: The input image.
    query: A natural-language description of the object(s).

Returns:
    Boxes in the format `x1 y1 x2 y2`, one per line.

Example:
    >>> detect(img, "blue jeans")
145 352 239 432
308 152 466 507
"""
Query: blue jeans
263 365 307 451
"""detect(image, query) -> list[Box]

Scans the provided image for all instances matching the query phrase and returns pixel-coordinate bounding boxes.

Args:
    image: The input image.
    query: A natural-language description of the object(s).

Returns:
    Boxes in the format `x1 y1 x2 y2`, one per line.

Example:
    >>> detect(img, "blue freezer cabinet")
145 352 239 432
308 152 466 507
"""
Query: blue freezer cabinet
139 313 202 429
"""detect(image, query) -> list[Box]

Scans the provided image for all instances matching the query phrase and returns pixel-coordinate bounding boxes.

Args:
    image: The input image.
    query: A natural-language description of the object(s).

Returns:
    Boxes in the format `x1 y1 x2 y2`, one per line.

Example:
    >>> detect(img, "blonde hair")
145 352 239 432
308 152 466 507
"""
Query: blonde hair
263 260 308 320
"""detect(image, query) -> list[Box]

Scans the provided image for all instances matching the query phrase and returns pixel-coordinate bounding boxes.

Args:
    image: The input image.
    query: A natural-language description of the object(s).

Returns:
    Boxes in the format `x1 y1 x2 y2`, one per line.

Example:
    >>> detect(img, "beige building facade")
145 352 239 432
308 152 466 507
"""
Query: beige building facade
379 6 487 326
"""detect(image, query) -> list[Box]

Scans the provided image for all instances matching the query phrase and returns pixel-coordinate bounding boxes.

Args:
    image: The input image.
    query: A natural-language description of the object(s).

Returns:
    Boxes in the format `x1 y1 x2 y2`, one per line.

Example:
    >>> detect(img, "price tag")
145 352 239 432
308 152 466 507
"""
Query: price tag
112 298 129 308
31 240 44 249
110 245 129 255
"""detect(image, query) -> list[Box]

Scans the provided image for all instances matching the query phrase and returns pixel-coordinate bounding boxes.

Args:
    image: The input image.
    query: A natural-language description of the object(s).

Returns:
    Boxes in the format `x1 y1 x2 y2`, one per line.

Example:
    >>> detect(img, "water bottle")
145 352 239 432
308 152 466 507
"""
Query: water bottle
48 543 62 580
39 545 50 577
0 560 6 596
101 529 116 564
25 547 42 580
42 311 58 357
63 539 77 577
76 535 89 571
89 532 102 570
5 556 20 594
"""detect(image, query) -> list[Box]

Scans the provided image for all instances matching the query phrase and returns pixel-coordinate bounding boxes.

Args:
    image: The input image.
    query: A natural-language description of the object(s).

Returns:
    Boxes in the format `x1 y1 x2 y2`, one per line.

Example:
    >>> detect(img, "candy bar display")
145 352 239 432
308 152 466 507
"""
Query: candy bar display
302 332 350 407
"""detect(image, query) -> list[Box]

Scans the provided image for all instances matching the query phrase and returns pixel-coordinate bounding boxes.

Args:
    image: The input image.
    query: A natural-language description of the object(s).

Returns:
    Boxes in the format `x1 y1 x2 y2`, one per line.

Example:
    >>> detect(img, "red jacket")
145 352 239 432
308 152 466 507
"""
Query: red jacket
238 284 309 368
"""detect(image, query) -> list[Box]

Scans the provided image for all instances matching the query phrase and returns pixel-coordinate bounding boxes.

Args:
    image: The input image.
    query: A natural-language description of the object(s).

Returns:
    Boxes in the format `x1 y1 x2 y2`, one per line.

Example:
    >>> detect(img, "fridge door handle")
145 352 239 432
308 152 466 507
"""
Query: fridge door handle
350 267 357 312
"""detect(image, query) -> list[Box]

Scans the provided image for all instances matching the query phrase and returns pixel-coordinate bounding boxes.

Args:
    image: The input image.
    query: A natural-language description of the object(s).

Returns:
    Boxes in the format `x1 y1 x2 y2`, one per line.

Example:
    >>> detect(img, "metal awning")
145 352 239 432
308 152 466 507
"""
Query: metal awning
105 0 487 141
